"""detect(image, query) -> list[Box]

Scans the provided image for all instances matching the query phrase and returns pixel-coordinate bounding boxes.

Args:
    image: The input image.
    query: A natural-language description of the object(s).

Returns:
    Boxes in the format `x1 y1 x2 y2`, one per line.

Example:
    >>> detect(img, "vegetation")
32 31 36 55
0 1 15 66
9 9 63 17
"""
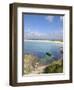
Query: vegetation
46 52 52 56
24 54 39 74
24 47 63 74
43 60 63 73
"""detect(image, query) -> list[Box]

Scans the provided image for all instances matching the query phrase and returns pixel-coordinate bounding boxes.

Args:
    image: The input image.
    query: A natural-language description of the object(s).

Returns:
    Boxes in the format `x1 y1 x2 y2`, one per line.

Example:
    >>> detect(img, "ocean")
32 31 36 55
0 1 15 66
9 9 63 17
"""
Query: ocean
24 40 63 61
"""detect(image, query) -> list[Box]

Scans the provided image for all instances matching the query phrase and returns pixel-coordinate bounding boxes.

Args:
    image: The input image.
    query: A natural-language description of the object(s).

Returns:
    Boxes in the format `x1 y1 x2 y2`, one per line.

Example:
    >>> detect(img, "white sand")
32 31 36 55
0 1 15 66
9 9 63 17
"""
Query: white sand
24 40 63 44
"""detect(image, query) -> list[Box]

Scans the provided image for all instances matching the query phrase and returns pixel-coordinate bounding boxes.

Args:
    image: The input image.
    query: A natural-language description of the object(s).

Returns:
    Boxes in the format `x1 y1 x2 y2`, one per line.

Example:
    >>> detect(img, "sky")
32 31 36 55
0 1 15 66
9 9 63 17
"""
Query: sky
23 14 63 40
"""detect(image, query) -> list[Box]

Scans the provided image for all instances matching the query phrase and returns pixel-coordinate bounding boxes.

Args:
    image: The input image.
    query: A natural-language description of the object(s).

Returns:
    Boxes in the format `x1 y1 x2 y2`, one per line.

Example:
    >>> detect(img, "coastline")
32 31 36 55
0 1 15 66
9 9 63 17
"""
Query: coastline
24 40 63 44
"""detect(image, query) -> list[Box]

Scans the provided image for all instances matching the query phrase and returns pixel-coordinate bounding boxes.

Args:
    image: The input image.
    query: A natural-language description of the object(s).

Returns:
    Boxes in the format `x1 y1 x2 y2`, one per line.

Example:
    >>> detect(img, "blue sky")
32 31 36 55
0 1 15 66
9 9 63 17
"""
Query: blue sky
24 14 63 40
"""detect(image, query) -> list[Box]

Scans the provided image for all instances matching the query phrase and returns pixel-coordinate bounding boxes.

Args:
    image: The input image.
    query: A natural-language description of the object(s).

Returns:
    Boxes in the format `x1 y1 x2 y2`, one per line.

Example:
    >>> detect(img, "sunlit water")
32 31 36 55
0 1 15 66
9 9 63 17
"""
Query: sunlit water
24 40 63 62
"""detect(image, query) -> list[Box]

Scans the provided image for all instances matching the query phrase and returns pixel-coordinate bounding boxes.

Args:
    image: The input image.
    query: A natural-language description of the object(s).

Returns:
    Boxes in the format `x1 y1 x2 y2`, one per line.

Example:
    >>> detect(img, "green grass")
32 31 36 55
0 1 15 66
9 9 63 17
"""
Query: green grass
43 60 63 73
24 53 63 74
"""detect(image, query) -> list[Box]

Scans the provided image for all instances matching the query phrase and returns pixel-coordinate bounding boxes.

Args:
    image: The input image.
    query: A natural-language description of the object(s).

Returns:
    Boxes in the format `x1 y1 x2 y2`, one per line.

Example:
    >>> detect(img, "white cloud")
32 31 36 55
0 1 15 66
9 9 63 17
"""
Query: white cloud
24 31 47 40
60 16 63 21
30 31 42 37
46 16 63 22
45 16 54 22
24 30 63 40
27 28 31 32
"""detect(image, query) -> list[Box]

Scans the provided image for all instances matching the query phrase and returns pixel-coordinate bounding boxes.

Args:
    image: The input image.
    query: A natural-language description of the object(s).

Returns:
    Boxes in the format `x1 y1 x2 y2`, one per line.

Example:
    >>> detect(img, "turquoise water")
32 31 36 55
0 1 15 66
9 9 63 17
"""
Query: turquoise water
24 41 63 61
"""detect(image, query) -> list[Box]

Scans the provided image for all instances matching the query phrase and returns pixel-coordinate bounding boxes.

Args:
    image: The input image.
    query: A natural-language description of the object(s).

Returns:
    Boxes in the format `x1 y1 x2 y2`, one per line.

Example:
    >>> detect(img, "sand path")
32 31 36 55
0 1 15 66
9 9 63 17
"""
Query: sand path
31 65 48 74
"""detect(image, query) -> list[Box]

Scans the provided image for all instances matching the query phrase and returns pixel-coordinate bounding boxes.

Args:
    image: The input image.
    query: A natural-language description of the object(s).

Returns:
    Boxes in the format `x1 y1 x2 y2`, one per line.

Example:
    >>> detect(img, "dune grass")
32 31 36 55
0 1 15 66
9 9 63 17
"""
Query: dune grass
43 60 63 73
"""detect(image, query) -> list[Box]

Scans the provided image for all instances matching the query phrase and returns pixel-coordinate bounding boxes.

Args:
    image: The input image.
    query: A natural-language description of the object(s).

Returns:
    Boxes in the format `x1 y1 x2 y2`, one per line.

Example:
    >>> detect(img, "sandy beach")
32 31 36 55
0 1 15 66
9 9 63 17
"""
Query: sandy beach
24 40 63 44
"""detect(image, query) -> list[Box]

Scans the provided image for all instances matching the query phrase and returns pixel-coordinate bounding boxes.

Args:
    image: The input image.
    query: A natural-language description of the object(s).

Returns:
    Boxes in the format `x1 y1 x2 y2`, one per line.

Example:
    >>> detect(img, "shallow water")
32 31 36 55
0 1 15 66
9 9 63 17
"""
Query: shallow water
24 40 63 60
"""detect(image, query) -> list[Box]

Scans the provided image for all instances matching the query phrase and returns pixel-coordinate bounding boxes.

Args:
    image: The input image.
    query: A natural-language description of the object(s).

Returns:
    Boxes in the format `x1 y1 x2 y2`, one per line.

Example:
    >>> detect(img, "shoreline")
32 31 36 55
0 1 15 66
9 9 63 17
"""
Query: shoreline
24 40 63 44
